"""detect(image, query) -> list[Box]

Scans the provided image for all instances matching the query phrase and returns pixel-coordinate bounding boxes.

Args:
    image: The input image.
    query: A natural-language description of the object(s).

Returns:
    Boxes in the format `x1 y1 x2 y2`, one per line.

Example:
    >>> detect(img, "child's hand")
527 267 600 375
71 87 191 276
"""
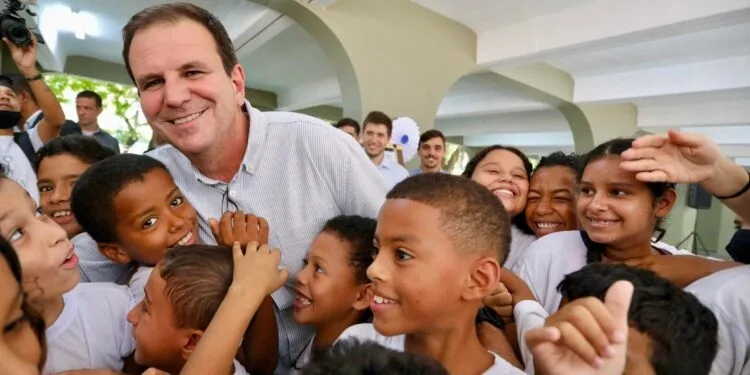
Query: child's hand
526 281 633 375
484 268 535 321
210 211 270 248
232 241 288 297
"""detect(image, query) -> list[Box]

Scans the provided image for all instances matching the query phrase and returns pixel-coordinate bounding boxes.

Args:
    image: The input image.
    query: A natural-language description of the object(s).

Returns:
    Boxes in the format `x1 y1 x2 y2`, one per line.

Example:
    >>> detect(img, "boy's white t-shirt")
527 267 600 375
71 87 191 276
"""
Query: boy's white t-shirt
0 135 39 204
686 265 750 375
511 230 695 314
232 359 250 375
43 283 136 374
504 226 537 270
338 323 525 375
129 266 154 303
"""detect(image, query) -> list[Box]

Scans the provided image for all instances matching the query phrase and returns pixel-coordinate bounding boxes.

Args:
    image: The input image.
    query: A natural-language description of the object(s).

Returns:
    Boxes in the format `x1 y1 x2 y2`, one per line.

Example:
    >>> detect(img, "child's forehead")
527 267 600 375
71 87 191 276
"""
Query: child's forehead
114 170 179 205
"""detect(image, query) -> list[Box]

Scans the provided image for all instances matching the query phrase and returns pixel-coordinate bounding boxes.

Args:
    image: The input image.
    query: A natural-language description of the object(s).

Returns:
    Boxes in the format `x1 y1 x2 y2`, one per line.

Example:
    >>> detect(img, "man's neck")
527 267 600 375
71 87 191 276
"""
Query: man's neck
404 317 494 375
370 152 385 166
190 113 250 183
36 295 66 328
421 164 441 173
80 122 99 133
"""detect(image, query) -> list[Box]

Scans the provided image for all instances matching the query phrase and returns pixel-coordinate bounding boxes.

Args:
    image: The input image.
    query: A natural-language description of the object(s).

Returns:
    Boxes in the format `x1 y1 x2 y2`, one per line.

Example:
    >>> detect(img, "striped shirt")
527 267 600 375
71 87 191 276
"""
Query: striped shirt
147 102 388 372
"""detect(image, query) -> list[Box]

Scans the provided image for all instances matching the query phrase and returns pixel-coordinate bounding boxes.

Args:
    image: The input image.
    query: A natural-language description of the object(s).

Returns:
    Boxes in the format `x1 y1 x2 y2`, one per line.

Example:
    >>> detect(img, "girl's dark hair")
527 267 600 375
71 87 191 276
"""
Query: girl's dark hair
461 145 534 235
0 236 47 371
578 138 676 263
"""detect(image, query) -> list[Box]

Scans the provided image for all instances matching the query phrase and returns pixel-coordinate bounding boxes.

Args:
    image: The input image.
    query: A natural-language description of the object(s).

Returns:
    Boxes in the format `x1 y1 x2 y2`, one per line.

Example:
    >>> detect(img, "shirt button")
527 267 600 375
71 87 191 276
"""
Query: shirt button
228 190 237 199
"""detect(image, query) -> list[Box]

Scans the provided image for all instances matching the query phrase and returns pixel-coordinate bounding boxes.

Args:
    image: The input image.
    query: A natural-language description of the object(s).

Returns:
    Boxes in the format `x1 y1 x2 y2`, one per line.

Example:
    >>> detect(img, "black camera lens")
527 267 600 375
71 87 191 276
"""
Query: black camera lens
0 15 31 46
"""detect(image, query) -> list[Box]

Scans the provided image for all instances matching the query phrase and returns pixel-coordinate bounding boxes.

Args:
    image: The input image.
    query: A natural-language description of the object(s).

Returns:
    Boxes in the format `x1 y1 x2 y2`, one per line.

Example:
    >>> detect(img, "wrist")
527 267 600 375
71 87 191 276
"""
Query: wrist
227 282 267 309
702 157 747 197
17 67 39 78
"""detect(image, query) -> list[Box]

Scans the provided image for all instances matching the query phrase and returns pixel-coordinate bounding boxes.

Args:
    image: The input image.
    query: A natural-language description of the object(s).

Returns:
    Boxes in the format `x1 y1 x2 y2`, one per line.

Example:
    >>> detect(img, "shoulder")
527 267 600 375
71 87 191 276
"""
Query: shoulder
75 282 135 309
263 110 363 152
520 231 585 263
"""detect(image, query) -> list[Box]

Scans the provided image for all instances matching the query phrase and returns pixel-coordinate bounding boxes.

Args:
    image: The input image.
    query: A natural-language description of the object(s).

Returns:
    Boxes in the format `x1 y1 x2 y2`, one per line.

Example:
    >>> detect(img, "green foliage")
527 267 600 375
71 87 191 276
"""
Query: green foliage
46 74 147 147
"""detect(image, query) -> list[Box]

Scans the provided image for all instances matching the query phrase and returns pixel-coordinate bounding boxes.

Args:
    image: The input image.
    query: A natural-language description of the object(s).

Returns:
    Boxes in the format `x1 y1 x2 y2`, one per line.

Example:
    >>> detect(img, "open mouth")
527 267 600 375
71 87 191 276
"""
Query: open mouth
168 110 205 125
534 222 563 230
372 294 398 305
294 289 313 309
51 210 74 223
172 230 196 247
586 217 620 228
492 188 516 198
60 247 78 269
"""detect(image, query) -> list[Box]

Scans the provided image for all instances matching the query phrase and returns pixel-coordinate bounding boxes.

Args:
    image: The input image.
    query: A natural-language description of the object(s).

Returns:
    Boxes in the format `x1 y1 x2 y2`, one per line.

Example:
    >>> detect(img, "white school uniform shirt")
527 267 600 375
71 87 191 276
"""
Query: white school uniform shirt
72 232 132 284
289 335 315 375
504 226 537 270
43 283 136 374
338 323 525 375
686 265 750 375
0 135 39 203
129 266 153 303
511 230 695 315
232 359 250 375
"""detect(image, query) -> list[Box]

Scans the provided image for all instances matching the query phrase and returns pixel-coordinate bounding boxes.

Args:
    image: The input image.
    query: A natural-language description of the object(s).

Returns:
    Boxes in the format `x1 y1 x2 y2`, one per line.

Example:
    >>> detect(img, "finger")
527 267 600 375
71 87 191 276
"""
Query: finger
566 299 619 358
618 158 661 173
277 268 289 284
628 134 668 149
619 146 660 162
232 241 243 262
258 217 270 244
555 321 602 367
234 211 248 241
604 280 634 344
245 241 260 253
244 214 259 241
525 326 561 348
483 292 513 307
668 129 707 148
219 212 234 244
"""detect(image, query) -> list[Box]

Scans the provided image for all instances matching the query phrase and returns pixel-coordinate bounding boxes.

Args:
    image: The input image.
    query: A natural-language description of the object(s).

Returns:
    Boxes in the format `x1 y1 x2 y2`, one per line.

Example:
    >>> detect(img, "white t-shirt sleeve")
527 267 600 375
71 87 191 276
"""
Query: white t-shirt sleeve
513 300 548 375
129 266 154 303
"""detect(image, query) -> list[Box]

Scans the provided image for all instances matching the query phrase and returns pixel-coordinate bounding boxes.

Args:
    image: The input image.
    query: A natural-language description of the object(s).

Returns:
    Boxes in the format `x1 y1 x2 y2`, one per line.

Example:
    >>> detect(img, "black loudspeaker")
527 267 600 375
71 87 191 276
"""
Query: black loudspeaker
687 184 712 210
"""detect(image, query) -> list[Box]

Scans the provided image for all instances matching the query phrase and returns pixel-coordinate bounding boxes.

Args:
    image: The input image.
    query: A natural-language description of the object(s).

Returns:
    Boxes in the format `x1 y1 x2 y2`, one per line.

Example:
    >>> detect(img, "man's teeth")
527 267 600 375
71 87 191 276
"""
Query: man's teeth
176 231 193 246
173 112 201 125
373 295 397 304
536 222 561 229
53 211 73 218
296 296 312 306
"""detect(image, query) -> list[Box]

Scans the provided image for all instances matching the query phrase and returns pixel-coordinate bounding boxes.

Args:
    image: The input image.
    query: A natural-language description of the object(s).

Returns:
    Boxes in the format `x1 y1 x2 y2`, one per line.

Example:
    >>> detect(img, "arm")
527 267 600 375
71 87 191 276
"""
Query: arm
337 135 388 216
4 36 65 143
179 242 287 375
235 296 278 375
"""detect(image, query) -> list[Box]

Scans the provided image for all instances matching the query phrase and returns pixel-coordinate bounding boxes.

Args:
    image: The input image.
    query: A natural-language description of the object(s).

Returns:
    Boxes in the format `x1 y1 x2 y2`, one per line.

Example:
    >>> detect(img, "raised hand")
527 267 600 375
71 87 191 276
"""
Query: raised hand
526 281 633 375
620 130 722 184
3 34 39 76
210 211 270 248
232 241 287 297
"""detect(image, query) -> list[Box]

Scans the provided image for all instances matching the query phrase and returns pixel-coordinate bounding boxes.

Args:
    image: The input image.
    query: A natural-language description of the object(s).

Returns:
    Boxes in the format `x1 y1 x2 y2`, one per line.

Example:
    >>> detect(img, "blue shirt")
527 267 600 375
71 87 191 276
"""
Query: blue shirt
376 155 409 188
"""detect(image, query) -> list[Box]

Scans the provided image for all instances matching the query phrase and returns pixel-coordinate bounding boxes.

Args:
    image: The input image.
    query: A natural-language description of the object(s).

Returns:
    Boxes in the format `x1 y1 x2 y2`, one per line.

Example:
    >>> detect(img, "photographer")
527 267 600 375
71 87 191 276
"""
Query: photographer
0 32 64 202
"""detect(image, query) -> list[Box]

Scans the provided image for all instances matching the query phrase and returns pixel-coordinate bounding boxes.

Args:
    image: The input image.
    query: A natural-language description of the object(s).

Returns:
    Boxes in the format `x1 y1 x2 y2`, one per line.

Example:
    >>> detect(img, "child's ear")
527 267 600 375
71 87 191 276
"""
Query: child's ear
351 283 372 311
462 256 500 302
98 243 132 265
655 188 677 218
181 330 204 361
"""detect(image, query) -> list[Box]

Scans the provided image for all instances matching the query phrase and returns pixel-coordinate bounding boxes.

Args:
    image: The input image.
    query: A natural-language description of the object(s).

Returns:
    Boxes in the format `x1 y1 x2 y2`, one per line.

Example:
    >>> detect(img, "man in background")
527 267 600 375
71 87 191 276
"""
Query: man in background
410 129 447 175
62 91 120 153
361 110 408 187
334 117 360 140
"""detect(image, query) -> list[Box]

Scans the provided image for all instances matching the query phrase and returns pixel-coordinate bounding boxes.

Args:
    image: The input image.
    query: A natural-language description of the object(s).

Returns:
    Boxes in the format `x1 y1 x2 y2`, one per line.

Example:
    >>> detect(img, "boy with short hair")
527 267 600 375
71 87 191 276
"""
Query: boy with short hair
71 153 278 374
35 135 122 283
128 244 282 375
339 173 524 374
555 263 718 375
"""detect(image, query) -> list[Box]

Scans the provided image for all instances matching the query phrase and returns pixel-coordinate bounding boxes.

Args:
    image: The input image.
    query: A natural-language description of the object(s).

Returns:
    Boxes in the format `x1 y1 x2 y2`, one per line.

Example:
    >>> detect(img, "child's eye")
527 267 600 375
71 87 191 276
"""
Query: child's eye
370 246 379 260
580 187 593 196
611 189 627 197
139 301 148 314
171 197 184 207
38 185 52 193
315 265 324 274
395 249 413 261
143 217 158 229
8 228 24 242
301 258 308 266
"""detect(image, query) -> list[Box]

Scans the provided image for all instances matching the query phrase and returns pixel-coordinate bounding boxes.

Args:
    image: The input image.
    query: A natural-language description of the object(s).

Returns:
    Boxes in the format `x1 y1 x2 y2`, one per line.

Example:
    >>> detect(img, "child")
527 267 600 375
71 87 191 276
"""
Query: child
524 151 578 238
303 339 449 375
128 244 283 375
0 235 46 375
292 215 375 371
339 173 525 375
554 263 718 375
35 135 124 283
71 154 278 374
512 138 737 314
0 166 135 373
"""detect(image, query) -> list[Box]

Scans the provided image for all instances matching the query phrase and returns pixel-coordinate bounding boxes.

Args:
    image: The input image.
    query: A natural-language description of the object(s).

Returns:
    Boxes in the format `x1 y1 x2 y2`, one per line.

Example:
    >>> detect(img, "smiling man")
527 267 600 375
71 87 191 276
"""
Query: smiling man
122 3 389 372
410 130 447 176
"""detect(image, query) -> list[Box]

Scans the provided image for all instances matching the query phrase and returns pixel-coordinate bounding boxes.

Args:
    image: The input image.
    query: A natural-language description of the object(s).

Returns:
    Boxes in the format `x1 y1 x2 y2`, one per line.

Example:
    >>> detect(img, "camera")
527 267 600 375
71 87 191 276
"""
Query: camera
0 0 41 47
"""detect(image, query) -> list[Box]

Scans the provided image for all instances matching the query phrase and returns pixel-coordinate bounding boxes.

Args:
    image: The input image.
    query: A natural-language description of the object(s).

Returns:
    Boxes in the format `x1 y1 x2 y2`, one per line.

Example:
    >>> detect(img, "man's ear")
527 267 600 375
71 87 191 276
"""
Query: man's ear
98 243 133 265
462 256 500 302
351 283 372 311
